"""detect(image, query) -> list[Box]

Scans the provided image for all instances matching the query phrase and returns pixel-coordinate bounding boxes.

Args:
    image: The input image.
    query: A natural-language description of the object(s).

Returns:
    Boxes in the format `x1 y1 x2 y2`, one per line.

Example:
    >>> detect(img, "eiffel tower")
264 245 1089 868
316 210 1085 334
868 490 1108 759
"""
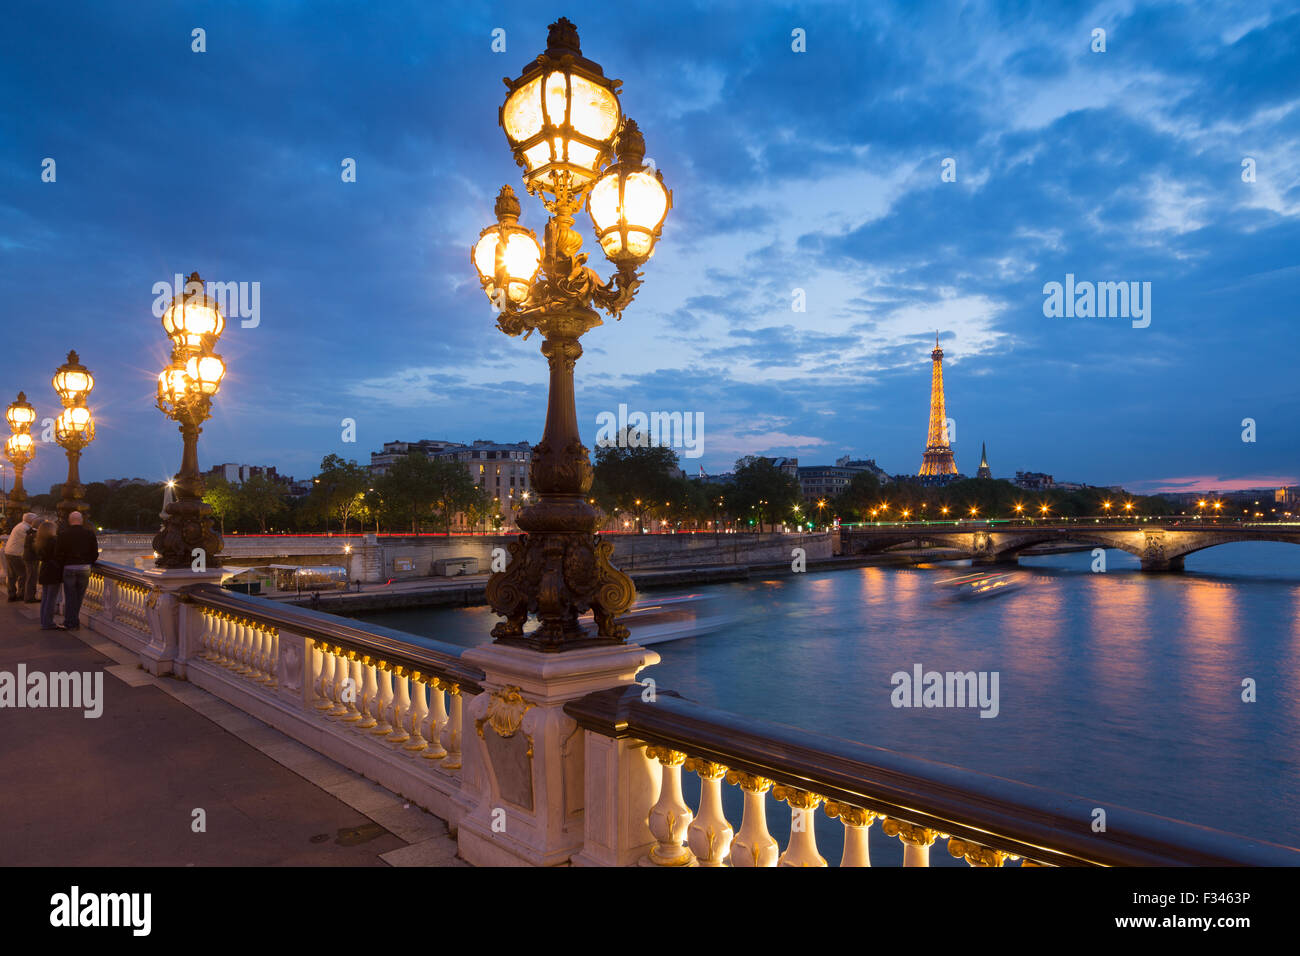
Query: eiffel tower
918 332 958 477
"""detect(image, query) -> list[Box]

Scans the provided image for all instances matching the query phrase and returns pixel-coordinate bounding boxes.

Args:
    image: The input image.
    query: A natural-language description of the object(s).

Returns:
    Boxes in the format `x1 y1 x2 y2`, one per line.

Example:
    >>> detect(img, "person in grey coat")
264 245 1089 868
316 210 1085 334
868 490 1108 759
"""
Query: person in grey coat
4 512 36 602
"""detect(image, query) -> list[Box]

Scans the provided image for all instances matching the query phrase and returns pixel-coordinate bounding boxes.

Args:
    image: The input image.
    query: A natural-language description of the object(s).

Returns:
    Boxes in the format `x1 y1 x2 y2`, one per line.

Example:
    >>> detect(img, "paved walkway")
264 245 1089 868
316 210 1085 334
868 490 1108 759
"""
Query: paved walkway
0 602 466 866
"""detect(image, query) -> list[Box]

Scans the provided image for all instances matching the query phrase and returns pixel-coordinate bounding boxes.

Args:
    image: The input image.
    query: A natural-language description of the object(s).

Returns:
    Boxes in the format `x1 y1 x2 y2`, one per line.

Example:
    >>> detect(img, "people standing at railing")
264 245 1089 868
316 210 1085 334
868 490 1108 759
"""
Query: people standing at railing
56 511 99 631
34 520 64 630
4 512 36 602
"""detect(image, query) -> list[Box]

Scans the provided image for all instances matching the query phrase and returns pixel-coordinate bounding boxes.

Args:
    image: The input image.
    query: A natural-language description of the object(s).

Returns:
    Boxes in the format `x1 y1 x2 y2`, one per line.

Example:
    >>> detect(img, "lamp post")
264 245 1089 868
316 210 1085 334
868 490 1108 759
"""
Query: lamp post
52 351 95 524
151 271 227 569
4 392 37 528
473 18 671 651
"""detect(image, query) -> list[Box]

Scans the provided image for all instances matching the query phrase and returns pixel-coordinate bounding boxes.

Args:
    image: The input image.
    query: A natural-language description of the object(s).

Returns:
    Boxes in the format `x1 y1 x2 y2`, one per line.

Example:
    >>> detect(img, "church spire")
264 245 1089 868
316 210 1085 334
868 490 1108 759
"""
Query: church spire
976 441 992 479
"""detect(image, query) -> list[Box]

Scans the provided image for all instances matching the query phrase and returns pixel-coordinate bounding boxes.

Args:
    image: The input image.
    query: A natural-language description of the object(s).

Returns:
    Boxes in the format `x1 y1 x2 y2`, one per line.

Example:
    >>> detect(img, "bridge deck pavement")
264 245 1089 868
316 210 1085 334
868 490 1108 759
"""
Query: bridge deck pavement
0 602 466 866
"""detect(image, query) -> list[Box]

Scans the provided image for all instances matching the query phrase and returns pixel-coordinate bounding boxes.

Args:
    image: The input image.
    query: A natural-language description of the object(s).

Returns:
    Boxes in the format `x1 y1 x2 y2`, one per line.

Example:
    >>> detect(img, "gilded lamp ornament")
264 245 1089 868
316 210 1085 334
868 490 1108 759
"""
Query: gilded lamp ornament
474 18 672 651
52 350 96 523
152 271 227 569
4 391 37 528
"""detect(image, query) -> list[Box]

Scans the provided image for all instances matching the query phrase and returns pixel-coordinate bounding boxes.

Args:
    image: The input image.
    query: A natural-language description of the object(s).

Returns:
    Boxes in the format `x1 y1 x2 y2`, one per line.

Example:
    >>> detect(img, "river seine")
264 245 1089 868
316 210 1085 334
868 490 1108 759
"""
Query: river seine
355 542 1300 863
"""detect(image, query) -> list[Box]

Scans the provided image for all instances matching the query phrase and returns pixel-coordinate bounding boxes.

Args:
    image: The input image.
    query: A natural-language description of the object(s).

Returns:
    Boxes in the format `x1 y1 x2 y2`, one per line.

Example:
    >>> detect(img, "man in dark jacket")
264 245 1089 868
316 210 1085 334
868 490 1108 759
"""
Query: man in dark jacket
55 511 99 630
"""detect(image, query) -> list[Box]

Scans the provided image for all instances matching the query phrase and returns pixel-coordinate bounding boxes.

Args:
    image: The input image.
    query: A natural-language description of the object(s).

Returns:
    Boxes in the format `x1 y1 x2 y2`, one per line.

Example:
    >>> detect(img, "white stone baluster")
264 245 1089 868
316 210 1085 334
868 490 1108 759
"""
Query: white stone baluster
442 684 462 770
645 746 694 866
341 652 363 721
773 785 827 866
370 665 394 734
327 648 351 717
356 656 378 728
199 611 218 660
422 678 449 761
882 818 938 867
252 626 271 682
263 629 279 687
244 629 262 681
386 668 412 743
232 619 253 675
215 613 232 664
685 758 733 866
825 801 876 867
404 672 429 753
726 771 779 867
313 643 334 709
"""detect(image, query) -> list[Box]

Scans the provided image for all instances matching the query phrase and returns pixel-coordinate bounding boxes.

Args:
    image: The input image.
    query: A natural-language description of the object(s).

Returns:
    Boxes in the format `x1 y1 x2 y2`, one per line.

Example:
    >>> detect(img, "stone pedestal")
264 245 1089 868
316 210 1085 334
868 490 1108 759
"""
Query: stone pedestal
136 567 224 676
456 641 659 867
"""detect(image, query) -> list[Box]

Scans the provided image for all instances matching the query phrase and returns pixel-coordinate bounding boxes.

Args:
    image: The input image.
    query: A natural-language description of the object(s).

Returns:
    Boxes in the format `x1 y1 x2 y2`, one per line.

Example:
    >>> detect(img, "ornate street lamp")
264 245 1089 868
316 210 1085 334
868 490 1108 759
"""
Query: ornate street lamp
476 18 672 651
52 350 95 523
4 392 37 528
152 271 227 569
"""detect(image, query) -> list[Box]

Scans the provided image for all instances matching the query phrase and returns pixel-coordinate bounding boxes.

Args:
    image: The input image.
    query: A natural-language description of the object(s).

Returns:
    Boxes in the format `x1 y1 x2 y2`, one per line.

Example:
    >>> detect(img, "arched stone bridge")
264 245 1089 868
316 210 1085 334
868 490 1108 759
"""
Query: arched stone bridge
840 522 1300 571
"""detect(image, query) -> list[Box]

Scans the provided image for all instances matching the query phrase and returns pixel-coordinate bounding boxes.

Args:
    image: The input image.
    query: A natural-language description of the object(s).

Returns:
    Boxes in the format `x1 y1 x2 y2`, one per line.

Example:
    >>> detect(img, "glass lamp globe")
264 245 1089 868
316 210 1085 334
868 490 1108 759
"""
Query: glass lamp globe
158 364 191 407
162 271 226 352
472 186 542 306
5 392 36 431
55 405 94 443
588 120 671 265
52 351 94 406
184 352 226 396
5 432 34 461
500 18 622 193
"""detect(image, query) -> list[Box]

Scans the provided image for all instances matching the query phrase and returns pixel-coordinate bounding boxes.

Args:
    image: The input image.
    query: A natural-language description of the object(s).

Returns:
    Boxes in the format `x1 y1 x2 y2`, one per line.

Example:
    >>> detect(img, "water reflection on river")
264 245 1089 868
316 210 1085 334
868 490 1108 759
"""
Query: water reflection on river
355 543 1300 851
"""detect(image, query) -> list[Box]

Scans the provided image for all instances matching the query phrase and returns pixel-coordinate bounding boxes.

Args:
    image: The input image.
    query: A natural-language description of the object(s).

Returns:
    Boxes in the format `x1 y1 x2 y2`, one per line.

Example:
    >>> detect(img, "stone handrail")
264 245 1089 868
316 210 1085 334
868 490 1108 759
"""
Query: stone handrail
181 584 485 695
565 686 1300 867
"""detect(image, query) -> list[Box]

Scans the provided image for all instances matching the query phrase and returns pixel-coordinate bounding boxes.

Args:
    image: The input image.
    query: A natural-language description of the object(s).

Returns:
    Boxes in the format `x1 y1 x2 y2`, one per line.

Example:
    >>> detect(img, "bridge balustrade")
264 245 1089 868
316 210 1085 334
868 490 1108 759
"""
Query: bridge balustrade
72 561 1299 867
564 686 1298 867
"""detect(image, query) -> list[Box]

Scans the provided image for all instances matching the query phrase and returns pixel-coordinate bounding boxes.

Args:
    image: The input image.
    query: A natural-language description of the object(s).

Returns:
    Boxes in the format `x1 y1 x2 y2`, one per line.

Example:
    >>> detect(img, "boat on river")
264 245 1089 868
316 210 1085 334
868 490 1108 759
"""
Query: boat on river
939 570 1024 600
577 592 730 645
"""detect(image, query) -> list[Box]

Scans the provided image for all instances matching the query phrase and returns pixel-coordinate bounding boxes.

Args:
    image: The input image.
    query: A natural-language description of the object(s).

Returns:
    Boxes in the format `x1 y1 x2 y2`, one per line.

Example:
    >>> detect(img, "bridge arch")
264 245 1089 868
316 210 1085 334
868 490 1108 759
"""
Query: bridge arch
988 531 1146 561
1161 533 1300 561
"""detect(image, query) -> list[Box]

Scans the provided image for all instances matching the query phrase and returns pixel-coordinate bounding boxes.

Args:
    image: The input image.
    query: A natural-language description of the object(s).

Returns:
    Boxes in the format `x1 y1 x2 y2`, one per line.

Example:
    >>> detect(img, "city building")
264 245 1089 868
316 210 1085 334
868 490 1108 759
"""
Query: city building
835 456 892 483
1015 471 1055 490
918 332 958 479
368 438 533 526
443 440 533 513
976 442 992 479
369 440 465 476
798 457 892 503
206 463 284 484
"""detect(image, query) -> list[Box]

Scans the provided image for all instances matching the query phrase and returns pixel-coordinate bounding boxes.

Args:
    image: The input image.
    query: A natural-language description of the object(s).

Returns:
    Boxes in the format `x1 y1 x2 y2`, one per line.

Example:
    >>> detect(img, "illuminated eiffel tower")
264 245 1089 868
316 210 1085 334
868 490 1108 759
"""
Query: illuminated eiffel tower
918 332 958 477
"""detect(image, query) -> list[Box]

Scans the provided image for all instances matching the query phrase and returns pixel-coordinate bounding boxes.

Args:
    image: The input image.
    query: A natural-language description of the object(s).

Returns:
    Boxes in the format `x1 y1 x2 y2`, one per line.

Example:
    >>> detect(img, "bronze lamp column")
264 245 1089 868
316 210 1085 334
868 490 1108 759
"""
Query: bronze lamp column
472 18 671 651
4 392 37 529
152 272 227 569
52 351 95 525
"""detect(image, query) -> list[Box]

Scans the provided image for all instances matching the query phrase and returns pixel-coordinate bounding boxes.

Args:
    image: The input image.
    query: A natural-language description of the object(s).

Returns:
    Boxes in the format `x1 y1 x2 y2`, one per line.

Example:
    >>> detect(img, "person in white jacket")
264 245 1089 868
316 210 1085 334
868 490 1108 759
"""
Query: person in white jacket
4 513 36 602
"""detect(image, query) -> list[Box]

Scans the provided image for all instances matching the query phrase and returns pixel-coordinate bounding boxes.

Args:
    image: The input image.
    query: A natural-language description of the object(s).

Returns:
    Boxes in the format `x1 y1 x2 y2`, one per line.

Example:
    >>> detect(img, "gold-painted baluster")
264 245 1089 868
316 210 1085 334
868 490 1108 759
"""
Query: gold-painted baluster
772 785 827 866
825 801 877 867
645 746 694 865
422 678 449 761
881 818 938 867
404 671 430 753
685 758 733 866
725 771 779 867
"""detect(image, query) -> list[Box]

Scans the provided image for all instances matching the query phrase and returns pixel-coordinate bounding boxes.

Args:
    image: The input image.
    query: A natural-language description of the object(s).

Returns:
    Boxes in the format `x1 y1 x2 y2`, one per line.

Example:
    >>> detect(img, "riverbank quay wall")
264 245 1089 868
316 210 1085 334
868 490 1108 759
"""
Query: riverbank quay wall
95 531 835 582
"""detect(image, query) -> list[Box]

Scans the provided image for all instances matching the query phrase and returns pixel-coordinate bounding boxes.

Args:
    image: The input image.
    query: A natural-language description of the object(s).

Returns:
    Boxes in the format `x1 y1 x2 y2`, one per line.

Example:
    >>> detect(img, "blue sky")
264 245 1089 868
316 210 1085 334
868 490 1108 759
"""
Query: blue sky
2 0 1297 495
